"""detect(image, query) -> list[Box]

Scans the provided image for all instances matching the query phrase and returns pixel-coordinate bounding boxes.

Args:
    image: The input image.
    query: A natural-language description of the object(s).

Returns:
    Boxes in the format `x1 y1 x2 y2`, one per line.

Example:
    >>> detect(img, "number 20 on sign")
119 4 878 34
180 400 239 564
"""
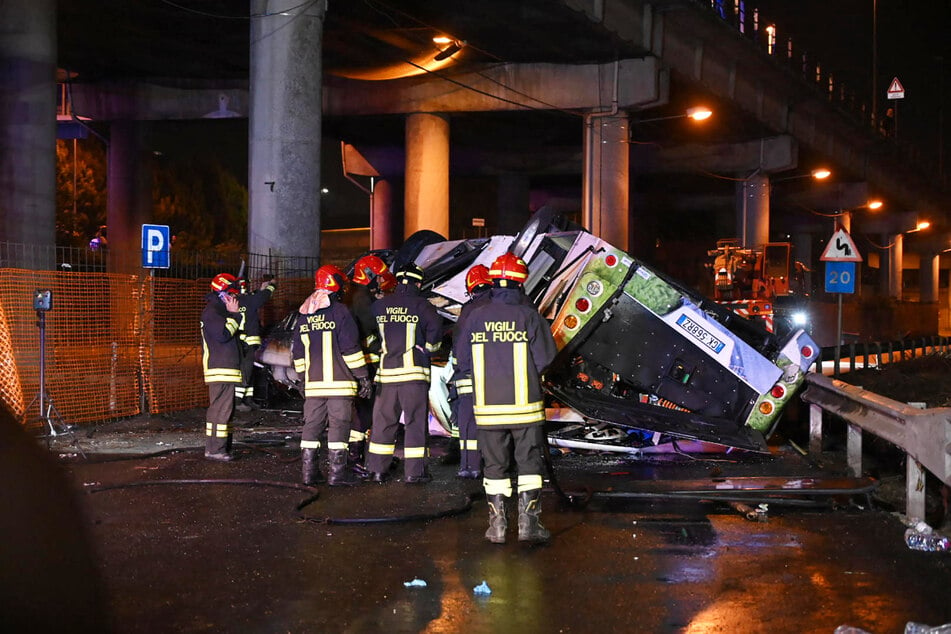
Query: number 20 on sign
825 261 856 294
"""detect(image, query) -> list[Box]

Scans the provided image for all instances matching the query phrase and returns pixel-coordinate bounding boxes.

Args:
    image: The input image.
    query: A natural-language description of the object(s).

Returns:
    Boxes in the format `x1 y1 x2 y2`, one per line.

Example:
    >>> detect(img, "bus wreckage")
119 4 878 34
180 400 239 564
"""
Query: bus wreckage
261 210 819 454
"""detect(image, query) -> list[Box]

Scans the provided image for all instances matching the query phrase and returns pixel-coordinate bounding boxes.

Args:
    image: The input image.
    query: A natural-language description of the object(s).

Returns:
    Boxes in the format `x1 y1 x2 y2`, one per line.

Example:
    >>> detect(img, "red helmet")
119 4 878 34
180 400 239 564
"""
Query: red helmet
465 264 492 294
489 253 528 285
314 265 347 293
210 273 239 294
352 255 391 288
377 271 397 292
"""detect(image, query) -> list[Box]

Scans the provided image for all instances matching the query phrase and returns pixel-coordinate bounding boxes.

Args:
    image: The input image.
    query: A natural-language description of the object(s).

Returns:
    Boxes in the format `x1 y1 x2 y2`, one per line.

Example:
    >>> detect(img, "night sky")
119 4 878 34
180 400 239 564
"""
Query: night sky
754 0 951 171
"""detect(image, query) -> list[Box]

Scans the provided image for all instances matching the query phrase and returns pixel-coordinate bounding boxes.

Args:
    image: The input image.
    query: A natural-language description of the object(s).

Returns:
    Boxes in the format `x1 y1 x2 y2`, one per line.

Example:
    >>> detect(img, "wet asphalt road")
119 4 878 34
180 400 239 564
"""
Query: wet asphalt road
30 410 948 634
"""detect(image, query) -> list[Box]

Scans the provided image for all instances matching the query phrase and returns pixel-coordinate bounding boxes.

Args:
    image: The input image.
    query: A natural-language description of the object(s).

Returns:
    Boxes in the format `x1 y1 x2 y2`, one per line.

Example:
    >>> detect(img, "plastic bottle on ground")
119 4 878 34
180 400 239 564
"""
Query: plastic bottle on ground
904 527 951 552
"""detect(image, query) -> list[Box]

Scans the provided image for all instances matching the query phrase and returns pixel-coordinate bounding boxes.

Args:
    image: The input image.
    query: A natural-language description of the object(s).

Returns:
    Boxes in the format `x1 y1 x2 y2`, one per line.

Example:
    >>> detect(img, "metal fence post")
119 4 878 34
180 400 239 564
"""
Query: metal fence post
847 423 862 477
809 402 823 455
906 457 926 520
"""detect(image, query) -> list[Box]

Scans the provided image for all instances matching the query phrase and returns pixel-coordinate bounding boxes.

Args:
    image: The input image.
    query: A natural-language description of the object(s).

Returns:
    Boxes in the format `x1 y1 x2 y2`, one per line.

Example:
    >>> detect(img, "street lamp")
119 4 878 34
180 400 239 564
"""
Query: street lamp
638 106 714 124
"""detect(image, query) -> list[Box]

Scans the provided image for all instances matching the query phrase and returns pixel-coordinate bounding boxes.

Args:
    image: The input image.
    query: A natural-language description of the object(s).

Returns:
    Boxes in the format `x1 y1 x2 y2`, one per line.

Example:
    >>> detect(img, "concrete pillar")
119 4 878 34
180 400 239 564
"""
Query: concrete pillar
920 251 939 303
0 0 56 268
371 179 394 250
249 0 326 259
497 173 531 236
583 113 629 250
404 113 449 239
886 233 903 300
792 230 814 294
106 121 153 273
736 173 770 248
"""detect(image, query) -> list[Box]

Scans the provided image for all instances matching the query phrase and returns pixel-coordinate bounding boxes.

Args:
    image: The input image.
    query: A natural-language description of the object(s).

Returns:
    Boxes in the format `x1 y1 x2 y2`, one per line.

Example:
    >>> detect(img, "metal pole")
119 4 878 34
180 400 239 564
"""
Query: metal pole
38 311 46 421
834 293 843 378
872 0 878 126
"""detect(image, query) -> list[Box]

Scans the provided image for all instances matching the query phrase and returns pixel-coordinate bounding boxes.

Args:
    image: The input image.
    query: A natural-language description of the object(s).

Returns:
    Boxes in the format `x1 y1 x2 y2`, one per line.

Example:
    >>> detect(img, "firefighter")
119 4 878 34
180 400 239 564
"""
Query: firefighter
366 263 442 483
291 265 372 486
450 264 494 479
201 273 244 461
235 275 277 411
455 253 558 543
346 254 395 474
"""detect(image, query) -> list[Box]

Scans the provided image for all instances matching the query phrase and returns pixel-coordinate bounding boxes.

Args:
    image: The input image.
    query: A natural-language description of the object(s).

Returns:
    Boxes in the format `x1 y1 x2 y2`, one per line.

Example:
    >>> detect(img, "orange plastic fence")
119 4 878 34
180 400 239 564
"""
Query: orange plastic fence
0 269 314 428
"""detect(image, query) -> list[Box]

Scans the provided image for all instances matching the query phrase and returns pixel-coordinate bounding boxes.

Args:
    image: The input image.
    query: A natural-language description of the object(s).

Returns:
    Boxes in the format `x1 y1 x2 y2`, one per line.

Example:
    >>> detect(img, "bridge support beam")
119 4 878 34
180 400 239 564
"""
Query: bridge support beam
0 0 56 267
737 173 770 248
583 113 630 250
404 113 450 240
248 0 326 259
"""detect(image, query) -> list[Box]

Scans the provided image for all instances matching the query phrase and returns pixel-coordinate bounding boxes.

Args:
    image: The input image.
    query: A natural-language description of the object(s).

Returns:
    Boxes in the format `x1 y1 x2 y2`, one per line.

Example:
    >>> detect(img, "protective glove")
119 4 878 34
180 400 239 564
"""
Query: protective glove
357 377 374 399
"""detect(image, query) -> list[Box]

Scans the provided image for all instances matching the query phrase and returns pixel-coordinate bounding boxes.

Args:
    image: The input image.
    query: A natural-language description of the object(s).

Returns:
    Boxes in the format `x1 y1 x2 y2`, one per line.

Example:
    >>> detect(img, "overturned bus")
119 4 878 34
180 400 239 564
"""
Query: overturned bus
263 211 819 453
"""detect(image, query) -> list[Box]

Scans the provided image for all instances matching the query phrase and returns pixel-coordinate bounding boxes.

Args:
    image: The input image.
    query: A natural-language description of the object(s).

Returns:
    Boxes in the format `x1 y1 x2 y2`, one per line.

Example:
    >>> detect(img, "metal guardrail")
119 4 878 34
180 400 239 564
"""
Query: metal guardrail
800 372 951 521
818 336 951 376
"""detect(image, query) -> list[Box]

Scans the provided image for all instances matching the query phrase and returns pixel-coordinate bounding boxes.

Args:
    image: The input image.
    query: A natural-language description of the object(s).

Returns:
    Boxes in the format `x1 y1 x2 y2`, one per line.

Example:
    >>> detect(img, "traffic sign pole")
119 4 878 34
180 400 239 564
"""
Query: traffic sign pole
821 228 862 379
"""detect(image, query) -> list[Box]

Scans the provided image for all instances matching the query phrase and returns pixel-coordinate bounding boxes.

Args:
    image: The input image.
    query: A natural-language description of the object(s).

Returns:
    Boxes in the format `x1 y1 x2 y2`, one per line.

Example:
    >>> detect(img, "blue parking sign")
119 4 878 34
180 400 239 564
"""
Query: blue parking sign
825 261 855 294
142 224 170 269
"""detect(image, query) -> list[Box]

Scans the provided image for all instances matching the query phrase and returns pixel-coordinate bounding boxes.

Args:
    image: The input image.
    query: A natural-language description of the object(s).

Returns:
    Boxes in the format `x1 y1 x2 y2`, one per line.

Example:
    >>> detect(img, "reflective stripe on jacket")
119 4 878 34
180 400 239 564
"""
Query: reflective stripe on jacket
292 300 368 398
372 284 442 384
201 293 242 384
456 287 557 427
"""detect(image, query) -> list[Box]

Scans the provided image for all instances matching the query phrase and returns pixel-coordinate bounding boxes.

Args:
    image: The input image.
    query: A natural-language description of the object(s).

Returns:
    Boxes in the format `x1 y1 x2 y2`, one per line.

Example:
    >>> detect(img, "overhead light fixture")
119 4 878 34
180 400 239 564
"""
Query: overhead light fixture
811 168 832 180
433 39 466 61
686 106 713 121
867 199 883 210
639 106 714 124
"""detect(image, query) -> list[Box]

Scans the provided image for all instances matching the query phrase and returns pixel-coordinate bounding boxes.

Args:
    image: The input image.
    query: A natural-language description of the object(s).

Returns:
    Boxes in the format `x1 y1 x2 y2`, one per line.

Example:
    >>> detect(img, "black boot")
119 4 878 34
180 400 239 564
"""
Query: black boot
517 490 550 543
485 494 508 544
205 435 232 461
301 448 324 485
348 440 369 478
439 438 461 465
328 449 359 486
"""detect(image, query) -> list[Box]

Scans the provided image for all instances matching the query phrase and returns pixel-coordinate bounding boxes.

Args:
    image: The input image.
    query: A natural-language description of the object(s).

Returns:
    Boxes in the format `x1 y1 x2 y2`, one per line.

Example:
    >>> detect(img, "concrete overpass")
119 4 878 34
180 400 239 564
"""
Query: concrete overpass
2 0 949 304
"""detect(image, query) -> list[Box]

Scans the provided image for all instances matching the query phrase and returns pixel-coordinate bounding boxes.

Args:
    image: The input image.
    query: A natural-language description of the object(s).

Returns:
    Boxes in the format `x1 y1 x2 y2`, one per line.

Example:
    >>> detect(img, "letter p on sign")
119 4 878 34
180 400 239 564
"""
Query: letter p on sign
142 224 171 269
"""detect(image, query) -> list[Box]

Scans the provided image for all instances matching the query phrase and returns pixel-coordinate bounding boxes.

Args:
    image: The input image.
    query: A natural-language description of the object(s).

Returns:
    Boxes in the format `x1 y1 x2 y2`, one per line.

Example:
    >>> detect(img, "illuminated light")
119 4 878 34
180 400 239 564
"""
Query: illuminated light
801 345 814 358
432 36 453 45
759 401 775 415
770 384 787 399
585 280 603 296
434 40 465 61
792 311 808 327
867 199 883 210
916 220 931 231
811 168 832 180
686 106 713 121
575 297 591 313
564 315 579 329
605 254 618 267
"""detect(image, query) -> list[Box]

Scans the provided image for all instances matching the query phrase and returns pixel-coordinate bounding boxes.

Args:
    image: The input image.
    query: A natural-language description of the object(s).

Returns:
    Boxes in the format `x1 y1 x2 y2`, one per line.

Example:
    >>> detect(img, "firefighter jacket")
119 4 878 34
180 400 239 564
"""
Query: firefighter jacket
200 292 243 384
291 299 368 398
455 287 557 427
372 284 442 385
237 280 276 346
450 288 491 396
347 284 381 364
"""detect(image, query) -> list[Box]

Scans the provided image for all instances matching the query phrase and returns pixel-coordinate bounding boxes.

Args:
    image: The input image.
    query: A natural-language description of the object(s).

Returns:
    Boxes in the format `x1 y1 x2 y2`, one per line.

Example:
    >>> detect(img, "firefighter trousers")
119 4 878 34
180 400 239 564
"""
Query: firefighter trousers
478 424 547 496
455 393 480 472
367 382 429 479
205 383 236 454
301 397 353 452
